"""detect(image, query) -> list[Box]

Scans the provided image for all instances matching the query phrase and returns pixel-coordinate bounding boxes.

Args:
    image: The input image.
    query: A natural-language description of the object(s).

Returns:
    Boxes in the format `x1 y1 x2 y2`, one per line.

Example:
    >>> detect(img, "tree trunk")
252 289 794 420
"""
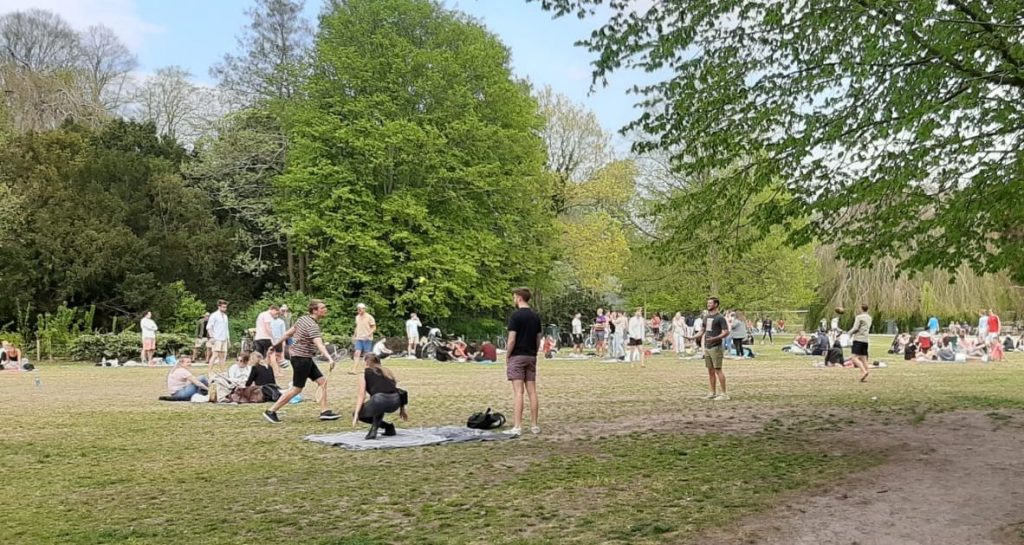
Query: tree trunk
287 237 295 290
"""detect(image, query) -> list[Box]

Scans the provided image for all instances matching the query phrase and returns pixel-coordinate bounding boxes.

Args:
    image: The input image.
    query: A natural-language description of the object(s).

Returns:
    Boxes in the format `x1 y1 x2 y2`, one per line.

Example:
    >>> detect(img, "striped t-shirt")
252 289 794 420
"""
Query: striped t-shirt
290 315 323 358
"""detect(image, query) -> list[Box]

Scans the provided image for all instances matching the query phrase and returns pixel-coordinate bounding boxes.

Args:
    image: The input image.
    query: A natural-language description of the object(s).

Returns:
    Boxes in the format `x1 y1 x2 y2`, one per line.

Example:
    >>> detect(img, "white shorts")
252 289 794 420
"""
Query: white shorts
211 340 229 353
407 334 420 344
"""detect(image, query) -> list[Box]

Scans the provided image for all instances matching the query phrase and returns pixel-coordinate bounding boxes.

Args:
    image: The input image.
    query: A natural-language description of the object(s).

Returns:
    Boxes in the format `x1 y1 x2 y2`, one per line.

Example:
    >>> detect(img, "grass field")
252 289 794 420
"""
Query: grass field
3 338 1023 545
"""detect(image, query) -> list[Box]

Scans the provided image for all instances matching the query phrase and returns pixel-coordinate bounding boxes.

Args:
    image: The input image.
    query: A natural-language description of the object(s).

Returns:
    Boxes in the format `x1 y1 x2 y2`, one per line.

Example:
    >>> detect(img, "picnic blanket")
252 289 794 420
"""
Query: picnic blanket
304 426 516 451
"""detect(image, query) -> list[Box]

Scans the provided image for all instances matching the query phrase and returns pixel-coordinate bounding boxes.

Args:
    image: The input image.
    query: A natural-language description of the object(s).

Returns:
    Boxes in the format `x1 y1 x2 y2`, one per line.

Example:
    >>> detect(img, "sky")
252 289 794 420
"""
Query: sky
0 0 655 148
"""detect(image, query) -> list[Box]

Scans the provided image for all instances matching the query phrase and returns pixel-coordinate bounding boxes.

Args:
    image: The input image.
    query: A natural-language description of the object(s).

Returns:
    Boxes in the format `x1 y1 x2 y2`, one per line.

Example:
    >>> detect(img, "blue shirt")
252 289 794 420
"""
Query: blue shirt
271 317 287 342
927 317 939 332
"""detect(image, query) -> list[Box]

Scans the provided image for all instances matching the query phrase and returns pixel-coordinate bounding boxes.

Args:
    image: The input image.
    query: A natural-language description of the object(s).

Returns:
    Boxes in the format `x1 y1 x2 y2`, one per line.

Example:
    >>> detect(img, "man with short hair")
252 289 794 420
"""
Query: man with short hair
696 297 730 400
847 303 873 382
504 287 542 436
350 303 377 374
263 299 341 423
270 310 287 375
206 300 230 377
405 312 421 359
253 304 280 357
140 311 158 364
571 313 583 355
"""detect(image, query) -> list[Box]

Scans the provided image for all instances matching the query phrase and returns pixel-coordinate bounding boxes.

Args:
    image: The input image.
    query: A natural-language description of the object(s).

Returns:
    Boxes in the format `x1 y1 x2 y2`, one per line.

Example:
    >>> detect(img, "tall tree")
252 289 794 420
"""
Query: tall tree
279 0 557 319
132 66 211 141
0 9 79 71
78 25 137 110
535 0 1024 281
210 0 312 105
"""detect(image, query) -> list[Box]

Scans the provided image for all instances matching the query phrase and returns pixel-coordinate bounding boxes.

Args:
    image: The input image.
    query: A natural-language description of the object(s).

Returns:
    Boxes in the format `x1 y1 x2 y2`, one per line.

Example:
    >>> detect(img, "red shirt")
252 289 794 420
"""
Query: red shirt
481 343 497 361
988 314 1000 334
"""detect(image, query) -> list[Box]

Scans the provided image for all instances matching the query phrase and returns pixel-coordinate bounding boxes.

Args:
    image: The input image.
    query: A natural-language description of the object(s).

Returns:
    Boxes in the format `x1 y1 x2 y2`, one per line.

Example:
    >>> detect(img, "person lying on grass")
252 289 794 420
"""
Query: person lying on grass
166 357 208 401
351 354 408 440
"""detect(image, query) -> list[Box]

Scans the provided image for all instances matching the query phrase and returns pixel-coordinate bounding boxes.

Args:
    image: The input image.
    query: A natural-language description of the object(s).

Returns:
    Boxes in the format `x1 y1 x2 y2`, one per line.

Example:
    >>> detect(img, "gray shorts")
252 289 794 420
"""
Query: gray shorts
506 355 537 382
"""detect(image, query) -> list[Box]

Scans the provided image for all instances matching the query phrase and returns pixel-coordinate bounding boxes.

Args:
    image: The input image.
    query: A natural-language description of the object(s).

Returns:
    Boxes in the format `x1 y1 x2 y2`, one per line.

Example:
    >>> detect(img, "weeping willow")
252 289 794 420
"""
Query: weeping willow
814 247 1024 328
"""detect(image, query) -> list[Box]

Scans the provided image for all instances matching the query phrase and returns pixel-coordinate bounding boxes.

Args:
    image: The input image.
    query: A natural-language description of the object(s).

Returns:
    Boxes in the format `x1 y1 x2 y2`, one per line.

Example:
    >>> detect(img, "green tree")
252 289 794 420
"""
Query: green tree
0 120 242 328
278 0 557 320
535 0 1024 281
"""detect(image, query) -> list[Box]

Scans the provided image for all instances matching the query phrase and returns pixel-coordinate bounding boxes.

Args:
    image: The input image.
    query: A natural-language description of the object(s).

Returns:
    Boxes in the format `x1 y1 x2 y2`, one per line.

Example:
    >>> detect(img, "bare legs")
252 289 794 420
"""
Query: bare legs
707 367 727 395
510 379 539 430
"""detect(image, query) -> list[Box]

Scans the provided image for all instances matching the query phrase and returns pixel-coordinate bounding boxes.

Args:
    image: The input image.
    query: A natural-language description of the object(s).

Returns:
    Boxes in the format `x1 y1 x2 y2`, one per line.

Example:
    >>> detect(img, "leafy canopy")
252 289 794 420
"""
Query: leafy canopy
534 0 1024 281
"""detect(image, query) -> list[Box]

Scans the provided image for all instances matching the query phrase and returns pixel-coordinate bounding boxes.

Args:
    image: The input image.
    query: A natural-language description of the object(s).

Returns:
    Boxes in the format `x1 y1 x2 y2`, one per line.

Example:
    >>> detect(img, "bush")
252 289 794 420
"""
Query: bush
0 331 25 348
70 332 195 362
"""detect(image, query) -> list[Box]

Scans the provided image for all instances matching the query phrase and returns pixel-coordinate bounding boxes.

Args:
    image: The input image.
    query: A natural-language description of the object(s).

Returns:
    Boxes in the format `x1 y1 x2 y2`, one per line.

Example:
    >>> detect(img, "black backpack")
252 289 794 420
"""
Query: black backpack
467 408 506 430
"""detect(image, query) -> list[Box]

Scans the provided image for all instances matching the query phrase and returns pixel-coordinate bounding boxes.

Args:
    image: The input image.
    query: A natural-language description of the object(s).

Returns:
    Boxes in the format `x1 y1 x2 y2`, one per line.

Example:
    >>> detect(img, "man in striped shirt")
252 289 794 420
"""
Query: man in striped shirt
264 299 341 423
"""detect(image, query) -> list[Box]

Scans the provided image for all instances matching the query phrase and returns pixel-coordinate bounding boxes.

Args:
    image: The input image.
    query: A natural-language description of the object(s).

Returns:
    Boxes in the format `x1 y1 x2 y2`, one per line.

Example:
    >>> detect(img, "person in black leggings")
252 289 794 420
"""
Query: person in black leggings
761 317 774 344
351 354 408 439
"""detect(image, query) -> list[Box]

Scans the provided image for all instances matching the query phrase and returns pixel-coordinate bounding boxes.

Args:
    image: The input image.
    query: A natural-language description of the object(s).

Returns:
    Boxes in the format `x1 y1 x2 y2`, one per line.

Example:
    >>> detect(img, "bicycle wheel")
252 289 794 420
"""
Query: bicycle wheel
494 337 507 350
424 344 437 360
583 335 596 349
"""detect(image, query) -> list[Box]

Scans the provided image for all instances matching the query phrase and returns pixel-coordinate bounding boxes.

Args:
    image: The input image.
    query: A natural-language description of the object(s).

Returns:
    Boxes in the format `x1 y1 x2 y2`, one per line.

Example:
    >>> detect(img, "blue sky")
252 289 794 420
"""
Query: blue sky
0 0 653 146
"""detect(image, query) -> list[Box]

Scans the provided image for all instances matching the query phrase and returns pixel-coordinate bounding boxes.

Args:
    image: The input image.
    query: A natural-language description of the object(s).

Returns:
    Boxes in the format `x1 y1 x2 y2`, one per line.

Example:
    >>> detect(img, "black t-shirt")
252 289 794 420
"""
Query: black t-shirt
365 368 398 395
246 365 276 387
507 307 542 357
704 313 729 348
196 318 208 339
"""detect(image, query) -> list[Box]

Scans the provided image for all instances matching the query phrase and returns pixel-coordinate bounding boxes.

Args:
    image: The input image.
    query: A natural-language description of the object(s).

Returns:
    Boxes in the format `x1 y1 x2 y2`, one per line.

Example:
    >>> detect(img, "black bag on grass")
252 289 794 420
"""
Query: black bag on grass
467 408 505 430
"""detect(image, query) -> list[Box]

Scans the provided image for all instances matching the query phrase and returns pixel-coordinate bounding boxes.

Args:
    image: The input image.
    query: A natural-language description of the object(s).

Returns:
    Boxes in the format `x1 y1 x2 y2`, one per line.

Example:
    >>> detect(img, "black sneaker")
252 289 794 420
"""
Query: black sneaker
263 410 281 424
319 410 341 421
382 422 397 436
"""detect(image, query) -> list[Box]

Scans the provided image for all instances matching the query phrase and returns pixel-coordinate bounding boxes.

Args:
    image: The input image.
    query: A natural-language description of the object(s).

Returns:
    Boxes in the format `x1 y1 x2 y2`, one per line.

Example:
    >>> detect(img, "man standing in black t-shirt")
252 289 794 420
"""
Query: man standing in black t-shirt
698 297 730 400
504 287 542 436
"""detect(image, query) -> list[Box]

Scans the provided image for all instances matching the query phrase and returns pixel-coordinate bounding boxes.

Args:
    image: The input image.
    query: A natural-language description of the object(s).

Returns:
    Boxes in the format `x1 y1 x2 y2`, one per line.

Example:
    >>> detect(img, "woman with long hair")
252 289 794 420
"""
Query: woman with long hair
351 354 408 439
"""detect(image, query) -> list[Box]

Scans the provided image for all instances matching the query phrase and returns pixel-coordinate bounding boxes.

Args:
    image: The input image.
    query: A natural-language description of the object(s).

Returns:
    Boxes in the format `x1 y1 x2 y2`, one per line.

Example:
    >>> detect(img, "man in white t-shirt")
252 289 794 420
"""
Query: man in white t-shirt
571 313 583 355
253 304 280 357
140 311 158 364
405 313 421 359
627 308 646 366
373 338 393 359
206 299 230 376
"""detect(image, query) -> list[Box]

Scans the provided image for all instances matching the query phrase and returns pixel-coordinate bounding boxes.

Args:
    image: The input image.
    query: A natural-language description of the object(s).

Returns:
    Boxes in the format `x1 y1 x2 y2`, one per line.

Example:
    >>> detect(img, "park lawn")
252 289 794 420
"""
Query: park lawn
2 341 1022 545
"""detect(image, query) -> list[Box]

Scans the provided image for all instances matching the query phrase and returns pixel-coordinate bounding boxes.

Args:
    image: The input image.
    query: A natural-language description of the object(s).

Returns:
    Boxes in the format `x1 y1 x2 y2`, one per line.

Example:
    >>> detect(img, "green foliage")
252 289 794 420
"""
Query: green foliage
536 0 1024 282
0 332 24 348
0 120 251 330
36 304 94 358
70 332 194 361
278 0 557 322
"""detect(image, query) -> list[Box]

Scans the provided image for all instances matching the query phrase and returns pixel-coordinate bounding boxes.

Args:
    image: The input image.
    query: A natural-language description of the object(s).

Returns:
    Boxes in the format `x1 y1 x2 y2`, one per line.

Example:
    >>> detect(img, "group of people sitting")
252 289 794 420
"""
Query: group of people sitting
432 338 500 363
890 330 1014 363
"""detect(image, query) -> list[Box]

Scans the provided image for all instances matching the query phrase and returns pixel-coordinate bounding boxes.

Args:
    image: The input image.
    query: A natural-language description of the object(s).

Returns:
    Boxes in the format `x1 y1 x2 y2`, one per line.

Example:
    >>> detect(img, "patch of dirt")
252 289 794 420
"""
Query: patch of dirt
556 405 795 440
700 410 1024 545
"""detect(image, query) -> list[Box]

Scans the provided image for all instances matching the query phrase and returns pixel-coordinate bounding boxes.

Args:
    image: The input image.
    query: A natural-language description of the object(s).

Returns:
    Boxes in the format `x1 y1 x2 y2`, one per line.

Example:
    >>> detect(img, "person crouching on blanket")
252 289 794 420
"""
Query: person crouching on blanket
166 357 208 400
352 354 408 440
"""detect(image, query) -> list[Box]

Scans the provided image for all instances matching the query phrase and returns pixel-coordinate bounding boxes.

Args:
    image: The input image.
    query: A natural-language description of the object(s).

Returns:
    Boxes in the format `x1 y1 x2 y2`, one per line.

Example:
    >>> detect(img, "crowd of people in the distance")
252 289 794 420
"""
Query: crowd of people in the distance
891 309 1017 363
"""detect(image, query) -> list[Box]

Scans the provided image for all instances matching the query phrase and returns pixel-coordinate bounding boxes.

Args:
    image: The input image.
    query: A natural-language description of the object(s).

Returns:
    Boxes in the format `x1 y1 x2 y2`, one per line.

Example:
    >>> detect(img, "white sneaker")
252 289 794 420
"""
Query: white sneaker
704 393 717 399
714 394 730 401
504 427 521 436
530 425 541 435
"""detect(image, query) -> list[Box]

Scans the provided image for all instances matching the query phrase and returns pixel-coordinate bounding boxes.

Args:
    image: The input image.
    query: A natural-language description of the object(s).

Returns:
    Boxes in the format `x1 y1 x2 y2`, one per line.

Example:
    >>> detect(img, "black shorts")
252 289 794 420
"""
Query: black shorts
273 345 283 354
628 337 643 346
290 356 323 388
852 341 868 357
572 333 583 345
254 339 272 356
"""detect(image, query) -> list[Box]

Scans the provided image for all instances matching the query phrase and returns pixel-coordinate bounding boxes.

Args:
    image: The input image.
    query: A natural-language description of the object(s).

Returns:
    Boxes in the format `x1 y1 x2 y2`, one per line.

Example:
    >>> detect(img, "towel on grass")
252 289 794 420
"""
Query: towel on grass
304 426 516 451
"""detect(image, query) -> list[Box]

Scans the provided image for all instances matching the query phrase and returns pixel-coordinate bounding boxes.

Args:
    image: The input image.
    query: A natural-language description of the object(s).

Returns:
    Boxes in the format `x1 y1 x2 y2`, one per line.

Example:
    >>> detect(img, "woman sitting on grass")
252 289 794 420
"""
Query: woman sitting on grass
228 352 253 386
351 354 408 440
1 341 23 370
166 357 208 400
245 352 277 387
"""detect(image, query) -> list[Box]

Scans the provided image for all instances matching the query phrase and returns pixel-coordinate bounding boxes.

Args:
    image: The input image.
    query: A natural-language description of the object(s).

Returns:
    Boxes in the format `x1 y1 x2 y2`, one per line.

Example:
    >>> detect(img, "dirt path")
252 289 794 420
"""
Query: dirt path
701 411 1024 545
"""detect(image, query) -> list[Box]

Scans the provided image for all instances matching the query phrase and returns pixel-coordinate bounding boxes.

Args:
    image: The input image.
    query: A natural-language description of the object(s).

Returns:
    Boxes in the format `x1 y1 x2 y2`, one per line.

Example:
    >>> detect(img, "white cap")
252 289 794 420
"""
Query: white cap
357 303 366 309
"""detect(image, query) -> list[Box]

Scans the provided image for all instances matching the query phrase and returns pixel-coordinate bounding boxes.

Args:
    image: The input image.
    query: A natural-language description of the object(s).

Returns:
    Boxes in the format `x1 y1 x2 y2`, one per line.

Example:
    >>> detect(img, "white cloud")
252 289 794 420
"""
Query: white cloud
0 0 162 49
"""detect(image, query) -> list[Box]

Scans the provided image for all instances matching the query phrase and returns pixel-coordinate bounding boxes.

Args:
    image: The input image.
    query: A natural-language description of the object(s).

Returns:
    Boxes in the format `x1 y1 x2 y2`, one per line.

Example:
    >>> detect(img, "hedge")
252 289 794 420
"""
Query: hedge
70 332 194 362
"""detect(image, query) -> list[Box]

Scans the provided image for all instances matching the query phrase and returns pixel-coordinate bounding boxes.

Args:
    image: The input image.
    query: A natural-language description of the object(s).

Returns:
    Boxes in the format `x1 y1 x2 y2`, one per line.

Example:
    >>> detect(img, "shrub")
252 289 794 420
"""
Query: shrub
0 331 25 348
70 332 195 362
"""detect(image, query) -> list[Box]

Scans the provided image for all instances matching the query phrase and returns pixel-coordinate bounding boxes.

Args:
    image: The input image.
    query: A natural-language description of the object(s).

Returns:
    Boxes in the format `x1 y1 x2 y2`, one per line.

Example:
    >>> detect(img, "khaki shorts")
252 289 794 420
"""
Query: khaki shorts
704 344 724 370
211 340 229 354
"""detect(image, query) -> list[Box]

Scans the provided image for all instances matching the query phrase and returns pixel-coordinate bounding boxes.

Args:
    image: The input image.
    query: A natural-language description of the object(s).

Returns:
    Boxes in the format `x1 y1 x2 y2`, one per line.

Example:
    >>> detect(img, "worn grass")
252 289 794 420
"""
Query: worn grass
3 337 1022 544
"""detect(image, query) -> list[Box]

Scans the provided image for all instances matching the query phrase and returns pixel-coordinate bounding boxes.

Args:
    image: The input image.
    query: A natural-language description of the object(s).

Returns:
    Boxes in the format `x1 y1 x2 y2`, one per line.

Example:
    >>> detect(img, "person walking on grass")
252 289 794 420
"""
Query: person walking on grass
140 311 158 364
206 300 230 377
504 287 542 436
263 299 341 423
847 303 873 382
350 303 376 374
253 304 279 358
627 307 646 367
729 311 748 359
696 297 730 400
